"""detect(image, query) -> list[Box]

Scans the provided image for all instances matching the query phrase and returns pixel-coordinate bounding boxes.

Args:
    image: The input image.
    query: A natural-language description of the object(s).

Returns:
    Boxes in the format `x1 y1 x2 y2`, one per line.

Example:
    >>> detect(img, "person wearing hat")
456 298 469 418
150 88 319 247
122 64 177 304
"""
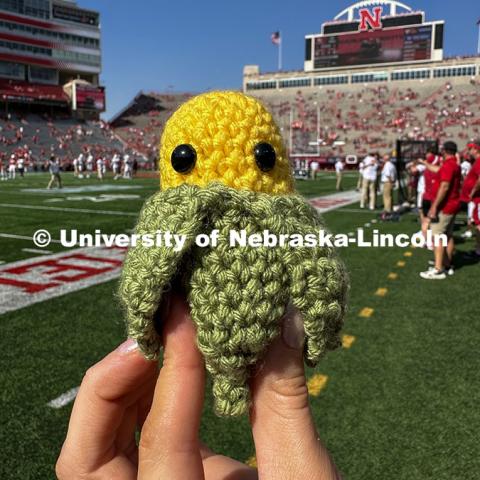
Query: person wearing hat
461 140 480 257
420 141 461 280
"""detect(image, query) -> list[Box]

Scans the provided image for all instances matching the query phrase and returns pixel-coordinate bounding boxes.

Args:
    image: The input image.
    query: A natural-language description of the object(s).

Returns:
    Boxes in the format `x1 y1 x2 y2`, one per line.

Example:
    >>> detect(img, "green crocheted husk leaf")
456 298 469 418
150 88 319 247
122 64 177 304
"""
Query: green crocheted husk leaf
118 184 214 358
119 183 349 396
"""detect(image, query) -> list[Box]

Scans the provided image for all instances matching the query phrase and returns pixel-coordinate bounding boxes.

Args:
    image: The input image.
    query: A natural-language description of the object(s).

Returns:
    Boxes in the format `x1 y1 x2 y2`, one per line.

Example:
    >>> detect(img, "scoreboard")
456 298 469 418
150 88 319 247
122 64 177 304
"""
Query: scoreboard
73 84 106 112
305 1 444 72
313 25 433 69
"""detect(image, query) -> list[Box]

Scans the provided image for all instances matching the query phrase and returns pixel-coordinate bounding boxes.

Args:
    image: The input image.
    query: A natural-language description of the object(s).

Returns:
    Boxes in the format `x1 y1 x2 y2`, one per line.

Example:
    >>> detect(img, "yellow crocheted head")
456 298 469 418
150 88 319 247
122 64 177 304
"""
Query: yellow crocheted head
159 91 294 194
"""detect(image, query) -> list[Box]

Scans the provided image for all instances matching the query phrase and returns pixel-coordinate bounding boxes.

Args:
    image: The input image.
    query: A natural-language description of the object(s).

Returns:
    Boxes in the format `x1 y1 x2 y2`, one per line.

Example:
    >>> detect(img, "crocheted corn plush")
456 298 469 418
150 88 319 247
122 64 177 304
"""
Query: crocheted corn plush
119 91 348 417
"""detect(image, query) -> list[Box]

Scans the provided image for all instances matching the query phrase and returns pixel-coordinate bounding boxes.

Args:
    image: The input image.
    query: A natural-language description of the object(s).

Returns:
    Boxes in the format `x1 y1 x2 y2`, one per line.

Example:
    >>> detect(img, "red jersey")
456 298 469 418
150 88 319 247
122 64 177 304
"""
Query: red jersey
438 155 461 215
460 157 480 203
423 153 442 202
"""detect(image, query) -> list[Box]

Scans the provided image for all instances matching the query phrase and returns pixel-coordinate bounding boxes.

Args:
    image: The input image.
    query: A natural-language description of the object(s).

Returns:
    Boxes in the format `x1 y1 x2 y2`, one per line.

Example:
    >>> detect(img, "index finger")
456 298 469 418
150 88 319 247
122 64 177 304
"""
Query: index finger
138 294 206 480
60 340 157 471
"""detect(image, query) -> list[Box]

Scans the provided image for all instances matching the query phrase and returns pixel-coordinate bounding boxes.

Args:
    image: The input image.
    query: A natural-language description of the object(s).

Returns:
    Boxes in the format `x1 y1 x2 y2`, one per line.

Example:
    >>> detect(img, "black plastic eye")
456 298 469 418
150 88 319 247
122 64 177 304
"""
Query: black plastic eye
254 142 276 172
171 144 196 173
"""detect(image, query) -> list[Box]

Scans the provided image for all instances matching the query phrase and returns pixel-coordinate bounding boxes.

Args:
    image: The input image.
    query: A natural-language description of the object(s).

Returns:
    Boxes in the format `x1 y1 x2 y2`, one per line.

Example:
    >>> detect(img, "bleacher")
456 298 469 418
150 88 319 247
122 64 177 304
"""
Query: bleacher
109 92 193 162
250 76 480 158
0 113 123 167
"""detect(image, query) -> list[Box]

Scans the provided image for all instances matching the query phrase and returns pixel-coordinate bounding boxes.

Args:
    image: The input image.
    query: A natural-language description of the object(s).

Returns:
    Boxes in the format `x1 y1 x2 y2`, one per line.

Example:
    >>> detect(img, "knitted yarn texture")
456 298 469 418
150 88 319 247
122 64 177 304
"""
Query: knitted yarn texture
120 183 348 417
159 91 294 194
119 90 349 417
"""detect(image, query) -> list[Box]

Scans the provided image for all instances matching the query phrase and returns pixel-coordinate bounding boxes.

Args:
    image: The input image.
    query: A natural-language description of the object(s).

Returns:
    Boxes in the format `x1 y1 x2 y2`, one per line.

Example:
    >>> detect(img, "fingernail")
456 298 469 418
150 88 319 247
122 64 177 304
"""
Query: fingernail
282 307 305 350
116 338 138 354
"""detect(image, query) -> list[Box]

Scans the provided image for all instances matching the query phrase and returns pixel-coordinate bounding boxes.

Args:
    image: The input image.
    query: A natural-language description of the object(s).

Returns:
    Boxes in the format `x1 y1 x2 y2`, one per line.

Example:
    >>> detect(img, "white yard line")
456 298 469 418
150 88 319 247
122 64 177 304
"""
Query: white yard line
0 233 63 244
22 248 53 255
47 387 79 409
0 203 137 217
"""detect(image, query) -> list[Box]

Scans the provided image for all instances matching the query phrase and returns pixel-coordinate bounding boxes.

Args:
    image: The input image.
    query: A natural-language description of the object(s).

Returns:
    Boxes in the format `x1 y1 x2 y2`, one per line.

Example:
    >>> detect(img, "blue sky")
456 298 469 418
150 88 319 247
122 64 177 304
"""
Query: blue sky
78 1 480 120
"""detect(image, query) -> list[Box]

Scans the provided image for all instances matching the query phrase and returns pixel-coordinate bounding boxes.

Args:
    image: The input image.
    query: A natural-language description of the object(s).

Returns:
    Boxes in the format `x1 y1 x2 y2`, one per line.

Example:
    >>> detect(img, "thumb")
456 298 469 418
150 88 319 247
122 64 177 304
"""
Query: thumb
250 307 338 480
251 306 308 419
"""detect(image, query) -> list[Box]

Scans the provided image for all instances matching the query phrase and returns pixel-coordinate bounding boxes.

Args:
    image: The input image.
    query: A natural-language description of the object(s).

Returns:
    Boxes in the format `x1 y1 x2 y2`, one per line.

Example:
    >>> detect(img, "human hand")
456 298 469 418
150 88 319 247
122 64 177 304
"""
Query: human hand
57 295 340 479
428 206 437 220
56 294 257 479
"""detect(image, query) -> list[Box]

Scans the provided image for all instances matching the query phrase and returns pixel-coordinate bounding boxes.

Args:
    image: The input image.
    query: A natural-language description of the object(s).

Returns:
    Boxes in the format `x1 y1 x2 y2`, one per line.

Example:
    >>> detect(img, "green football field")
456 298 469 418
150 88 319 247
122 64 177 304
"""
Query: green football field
0 172 478 479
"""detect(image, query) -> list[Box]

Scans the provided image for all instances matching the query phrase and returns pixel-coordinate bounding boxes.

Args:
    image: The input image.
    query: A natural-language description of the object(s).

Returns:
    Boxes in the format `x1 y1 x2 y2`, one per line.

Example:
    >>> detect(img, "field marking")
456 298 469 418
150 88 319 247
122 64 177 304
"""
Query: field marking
245 455 257 468
375 288 388 297
47 387 79 409
388 273 398 280
0 246 125 314
309 190 361 214
22 185 146 194
0 232 62 244
342 334 356 349
404 251 413 257
0 203 137 217
307 374 328 396
397 261 406 268
22 248 53 255
359 307 374 318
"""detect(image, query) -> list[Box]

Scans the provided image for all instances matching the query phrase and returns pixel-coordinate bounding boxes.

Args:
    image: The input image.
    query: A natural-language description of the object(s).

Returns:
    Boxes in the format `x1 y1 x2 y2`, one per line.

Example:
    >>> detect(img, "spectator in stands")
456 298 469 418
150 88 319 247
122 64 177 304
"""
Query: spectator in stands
360 153 378 210
47 155 62 190
335 158 344 191
420 142 461 280
381 154 396 213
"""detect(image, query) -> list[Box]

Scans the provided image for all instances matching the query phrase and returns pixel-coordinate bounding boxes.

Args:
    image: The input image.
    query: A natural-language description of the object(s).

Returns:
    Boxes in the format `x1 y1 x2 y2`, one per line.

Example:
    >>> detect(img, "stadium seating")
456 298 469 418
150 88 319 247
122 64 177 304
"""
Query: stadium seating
251 77 480 158
110 92 193 162
0 113 124 169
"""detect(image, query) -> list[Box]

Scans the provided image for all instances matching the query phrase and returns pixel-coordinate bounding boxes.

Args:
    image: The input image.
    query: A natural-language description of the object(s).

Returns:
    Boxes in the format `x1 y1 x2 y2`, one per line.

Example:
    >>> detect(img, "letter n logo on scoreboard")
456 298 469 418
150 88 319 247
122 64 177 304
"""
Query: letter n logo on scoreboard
359 7 383 31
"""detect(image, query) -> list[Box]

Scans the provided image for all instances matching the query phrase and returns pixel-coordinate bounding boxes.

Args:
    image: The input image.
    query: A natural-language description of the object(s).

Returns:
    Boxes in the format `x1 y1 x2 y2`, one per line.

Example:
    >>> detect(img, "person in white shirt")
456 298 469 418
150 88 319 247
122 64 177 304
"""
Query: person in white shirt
97 157 104 180
461 158 472 178
335 159 344 191
16 157 25 177
360 153 378 210
0 159 6 181
123 153 132 179
8 155 16 180
112 153 121 180
86 153 94 178
381 154 397 213
76 153 84 178
310 160 319 180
